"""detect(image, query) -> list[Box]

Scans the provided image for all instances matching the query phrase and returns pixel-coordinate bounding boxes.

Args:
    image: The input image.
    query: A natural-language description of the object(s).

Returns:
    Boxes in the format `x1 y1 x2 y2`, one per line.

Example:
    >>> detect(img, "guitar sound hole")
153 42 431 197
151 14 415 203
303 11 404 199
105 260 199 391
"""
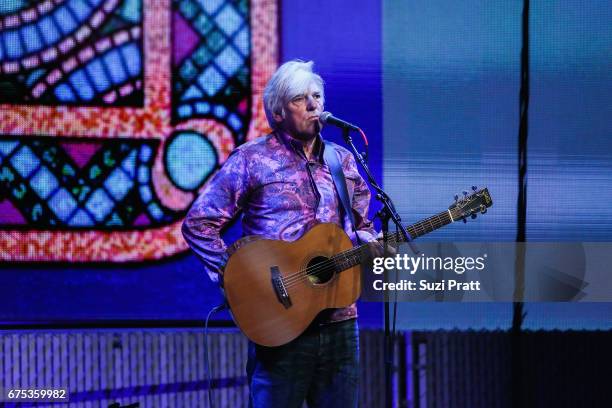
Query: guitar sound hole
306 256 335 285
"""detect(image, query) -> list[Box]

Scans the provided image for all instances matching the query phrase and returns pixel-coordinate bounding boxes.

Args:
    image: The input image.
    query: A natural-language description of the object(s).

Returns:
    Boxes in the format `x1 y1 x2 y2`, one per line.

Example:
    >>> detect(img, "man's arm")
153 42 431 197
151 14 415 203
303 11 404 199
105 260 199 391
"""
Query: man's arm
181 149 249 284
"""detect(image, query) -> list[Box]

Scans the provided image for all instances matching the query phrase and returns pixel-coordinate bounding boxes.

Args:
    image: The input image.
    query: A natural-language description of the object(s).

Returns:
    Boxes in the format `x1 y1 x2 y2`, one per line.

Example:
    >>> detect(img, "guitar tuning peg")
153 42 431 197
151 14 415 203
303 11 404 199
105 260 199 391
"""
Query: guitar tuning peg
454 194 459 201
463 190 468 196
472 185 478 191
463 218 467 223
481 208 487 214
471 213 477 219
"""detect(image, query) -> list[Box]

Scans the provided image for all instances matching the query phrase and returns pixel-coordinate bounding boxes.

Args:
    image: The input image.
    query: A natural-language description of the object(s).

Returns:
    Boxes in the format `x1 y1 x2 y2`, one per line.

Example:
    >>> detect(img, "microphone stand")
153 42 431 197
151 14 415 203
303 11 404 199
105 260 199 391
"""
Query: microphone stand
341 127 416 408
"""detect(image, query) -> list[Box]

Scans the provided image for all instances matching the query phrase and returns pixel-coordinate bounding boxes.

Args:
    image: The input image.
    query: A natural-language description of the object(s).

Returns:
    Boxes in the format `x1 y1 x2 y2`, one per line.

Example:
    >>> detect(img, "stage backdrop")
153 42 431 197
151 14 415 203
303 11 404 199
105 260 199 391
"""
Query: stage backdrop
383 0 612 329
2 0 611 329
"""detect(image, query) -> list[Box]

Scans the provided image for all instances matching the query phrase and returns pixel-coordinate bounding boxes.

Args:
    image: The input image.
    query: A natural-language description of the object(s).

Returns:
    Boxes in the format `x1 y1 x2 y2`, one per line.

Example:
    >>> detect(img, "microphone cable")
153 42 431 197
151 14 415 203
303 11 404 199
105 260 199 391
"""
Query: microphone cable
203 301 228 408
357 127 368 147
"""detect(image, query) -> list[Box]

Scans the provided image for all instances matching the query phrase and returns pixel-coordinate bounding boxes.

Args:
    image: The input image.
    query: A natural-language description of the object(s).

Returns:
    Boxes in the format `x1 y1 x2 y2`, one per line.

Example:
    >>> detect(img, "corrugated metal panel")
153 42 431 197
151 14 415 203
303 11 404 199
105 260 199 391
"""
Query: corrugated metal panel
411 330 612 408
359 329 386 407
413 331 512 408
0 328 397 407
1 329 249 407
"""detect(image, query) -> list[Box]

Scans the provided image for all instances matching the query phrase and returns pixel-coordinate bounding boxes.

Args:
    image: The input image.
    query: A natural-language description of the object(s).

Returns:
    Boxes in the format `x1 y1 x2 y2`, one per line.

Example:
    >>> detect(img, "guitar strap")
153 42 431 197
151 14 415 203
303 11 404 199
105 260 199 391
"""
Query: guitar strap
323 141 362 245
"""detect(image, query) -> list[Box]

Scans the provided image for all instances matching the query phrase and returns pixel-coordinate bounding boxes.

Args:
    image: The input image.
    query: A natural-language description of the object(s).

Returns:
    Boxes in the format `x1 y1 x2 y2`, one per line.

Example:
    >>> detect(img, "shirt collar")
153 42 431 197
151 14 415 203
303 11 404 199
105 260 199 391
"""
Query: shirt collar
275 130 325 163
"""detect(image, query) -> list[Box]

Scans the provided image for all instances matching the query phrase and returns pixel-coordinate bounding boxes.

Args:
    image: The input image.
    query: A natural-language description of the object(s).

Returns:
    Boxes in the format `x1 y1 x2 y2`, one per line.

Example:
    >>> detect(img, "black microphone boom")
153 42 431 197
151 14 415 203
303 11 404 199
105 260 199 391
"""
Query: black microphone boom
319 111 360 131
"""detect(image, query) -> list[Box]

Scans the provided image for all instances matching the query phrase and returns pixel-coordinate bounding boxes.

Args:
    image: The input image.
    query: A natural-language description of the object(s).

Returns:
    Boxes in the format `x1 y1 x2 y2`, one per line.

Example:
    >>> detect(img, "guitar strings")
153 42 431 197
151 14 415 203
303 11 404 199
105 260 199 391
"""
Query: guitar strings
280 199 480 289
281 211 454 289
280 209 457 290
281 202 472 289
281 229 407 290
282 239 390 290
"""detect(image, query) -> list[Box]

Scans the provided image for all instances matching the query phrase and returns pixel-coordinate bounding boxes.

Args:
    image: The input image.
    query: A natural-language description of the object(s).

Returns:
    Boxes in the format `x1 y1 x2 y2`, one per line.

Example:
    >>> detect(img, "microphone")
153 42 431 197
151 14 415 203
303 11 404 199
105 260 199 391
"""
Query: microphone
319 111 360 131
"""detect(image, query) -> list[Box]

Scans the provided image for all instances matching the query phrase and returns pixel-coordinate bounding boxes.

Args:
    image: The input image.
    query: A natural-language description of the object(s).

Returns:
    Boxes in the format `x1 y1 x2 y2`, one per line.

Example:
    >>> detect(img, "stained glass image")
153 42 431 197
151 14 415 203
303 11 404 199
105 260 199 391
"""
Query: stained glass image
0 135 173 228
0 0 144 106
172 0 251 141
0 0 278 262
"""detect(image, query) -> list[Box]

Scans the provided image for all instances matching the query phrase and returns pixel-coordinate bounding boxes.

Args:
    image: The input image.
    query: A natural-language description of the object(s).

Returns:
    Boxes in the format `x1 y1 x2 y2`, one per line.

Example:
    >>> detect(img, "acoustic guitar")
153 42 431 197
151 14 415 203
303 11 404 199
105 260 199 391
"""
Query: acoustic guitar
223 187 492 346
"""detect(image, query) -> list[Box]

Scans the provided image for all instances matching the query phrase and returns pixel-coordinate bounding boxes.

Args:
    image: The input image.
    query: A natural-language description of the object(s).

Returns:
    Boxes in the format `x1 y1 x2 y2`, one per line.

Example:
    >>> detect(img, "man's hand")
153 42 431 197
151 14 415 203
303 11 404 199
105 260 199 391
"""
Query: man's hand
376 231 398 256
360 231 397 259
366 239 385 258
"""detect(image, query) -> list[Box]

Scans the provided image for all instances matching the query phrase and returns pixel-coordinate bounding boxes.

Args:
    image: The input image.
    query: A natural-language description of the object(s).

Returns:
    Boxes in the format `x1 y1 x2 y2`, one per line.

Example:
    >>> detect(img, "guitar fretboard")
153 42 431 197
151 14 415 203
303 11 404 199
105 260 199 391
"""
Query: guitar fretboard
328 208 457 274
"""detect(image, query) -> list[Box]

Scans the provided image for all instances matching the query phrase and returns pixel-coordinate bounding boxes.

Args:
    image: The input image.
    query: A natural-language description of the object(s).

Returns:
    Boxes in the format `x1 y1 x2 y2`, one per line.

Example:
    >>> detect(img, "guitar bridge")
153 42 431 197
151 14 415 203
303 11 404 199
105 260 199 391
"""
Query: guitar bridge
270 266 292 309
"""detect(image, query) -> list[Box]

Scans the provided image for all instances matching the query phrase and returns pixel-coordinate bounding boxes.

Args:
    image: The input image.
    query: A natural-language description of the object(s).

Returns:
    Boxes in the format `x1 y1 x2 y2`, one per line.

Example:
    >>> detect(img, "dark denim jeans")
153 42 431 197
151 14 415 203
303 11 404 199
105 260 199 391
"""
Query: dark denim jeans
246 318 359 408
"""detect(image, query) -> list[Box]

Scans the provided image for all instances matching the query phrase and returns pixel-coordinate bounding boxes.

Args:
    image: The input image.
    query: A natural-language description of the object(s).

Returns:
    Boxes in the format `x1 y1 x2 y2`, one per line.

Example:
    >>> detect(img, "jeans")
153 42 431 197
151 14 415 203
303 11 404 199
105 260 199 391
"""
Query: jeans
246 318 359 408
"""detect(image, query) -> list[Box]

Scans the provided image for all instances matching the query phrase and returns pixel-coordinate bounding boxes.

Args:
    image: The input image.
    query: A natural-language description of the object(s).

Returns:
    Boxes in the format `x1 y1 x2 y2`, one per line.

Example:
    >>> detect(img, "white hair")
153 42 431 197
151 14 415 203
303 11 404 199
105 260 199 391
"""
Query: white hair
263 60 325 128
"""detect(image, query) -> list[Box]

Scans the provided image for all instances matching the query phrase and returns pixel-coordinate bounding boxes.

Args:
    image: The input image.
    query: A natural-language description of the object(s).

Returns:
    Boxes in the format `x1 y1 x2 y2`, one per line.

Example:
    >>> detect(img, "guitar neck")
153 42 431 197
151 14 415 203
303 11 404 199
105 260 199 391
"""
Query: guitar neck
385 208 455 244
311 187 491 280
333 208 456 271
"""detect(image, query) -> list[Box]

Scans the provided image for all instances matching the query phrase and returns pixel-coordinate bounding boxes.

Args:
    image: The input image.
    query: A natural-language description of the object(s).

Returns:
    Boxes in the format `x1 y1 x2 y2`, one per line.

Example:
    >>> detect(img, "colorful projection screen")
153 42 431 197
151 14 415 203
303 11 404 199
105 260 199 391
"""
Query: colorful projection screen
0 0 278 262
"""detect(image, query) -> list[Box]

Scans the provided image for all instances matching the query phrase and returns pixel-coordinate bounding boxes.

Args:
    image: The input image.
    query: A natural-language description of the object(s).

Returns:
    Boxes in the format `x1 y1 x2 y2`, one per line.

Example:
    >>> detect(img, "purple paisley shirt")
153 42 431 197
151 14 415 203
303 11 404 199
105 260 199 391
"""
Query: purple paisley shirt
182 131 376 322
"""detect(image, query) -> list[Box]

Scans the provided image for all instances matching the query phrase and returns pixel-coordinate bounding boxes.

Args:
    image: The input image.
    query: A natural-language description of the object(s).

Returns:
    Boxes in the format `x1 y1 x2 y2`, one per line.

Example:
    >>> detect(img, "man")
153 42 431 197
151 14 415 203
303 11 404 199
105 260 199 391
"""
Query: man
182 60 380 407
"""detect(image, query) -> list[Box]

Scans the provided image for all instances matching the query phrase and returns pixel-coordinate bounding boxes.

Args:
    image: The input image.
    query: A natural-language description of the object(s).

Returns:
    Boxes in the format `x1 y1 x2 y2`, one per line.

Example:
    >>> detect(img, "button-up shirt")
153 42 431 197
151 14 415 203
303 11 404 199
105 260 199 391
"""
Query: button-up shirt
182 131 376 321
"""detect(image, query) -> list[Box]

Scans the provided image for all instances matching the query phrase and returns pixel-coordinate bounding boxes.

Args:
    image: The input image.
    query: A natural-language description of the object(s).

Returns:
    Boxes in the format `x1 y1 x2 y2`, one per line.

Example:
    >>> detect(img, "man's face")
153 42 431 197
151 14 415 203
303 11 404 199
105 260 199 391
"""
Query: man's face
276 83 324 142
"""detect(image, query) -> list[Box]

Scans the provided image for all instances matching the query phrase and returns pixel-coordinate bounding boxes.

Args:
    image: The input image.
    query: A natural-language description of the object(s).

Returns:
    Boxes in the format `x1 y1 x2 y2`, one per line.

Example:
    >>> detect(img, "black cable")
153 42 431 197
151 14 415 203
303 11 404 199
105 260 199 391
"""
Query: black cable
203 302 228 408
512 1 530 407
514 0 530 310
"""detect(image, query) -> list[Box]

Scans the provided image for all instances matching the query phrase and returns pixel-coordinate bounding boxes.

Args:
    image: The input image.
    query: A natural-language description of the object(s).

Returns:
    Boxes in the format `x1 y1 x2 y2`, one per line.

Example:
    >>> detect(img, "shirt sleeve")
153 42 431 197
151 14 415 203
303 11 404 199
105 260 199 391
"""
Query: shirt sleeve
343 151 377 244
181 148 249 284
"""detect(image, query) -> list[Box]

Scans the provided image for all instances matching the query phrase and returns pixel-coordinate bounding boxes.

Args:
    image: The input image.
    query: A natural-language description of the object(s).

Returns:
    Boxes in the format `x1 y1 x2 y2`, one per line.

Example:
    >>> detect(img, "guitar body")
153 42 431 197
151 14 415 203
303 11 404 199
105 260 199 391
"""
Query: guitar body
223 223 361 347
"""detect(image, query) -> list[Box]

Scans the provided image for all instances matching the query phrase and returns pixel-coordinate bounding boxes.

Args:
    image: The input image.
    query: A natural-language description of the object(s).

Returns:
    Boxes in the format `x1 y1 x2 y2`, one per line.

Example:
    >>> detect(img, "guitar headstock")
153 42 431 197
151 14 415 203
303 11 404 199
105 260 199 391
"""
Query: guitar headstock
449 186 493 223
